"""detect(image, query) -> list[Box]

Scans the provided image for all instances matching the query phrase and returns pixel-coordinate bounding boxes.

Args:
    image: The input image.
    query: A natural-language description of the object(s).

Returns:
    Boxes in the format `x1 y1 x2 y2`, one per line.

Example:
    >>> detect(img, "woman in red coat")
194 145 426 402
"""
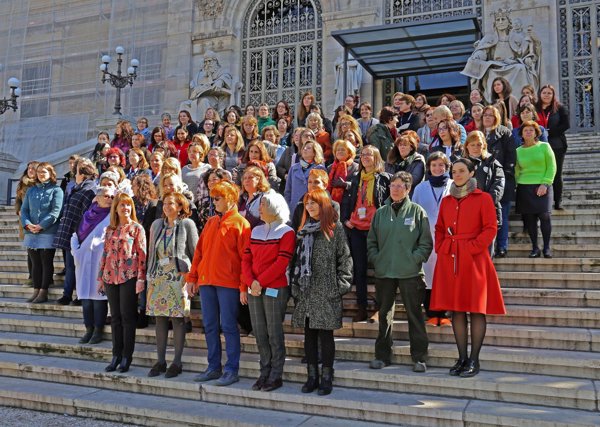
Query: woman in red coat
430 158 505 378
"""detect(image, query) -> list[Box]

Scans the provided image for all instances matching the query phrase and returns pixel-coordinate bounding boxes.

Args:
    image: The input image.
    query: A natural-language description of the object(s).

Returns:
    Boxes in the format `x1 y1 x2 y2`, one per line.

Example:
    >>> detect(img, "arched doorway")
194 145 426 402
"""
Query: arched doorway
240 0 323 114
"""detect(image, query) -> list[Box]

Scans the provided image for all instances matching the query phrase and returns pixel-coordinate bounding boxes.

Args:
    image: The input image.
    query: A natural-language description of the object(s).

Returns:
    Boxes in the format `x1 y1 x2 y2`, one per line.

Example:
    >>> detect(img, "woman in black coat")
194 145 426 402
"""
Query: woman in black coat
463 131 506 250
384 130 425 198
482 105 516 257
536 84 570 210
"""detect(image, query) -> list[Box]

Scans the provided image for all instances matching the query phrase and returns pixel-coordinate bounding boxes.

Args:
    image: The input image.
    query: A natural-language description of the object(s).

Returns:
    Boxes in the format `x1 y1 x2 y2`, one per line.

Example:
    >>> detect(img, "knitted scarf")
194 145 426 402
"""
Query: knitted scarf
360 170 376 206
428 174 448 188
327 158 351 203
291 220 322 293
76 202 111 243
397 152 417 172
450 177 477 199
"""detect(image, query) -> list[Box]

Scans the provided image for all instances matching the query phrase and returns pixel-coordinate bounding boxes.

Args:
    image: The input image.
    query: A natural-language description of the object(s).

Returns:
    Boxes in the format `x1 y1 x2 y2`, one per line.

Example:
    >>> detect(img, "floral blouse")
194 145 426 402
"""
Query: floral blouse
98 222 147 287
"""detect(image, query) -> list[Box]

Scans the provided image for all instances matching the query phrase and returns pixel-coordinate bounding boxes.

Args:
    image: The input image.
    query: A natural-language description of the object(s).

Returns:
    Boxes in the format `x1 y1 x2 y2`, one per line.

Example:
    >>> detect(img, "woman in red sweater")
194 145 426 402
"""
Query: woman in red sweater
185 181 251 386
241 192 295 392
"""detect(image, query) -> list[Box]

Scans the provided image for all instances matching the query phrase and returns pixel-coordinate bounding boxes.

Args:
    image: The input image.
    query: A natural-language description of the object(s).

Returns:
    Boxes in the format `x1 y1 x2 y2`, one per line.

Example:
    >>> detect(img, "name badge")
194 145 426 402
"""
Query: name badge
159 258 170 266
404 217 414 226
265 288 279 298
357 207 367 219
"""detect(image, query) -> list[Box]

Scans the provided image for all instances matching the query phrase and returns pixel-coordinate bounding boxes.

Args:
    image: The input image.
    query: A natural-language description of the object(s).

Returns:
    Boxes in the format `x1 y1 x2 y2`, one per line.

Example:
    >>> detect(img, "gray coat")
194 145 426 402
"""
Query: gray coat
291 222 353 330
147 218 198 276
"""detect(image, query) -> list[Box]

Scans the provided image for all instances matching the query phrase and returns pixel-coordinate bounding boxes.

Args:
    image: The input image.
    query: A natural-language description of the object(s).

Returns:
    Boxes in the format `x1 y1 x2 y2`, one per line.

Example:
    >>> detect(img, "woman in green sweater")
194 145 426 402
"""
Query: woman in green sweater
515 120 557 258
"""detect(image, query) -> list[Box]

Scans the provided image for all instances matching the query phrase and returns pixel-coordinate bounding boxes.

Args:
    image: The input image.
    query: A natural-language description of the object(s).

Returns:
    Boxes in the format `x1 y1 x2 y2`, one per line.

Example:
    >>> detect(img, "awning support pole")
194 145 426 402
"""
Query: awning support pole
343 47 348 104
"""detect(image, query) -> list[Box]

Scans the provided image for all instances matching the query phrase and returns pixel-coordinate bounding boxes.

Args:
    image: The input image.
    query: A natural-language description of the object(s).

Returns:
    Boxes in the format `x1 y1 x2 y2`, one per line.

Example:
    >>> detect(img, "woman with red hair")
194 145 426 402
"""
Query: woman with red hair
106 147 127 169
185 181 251 387
290 189 352 396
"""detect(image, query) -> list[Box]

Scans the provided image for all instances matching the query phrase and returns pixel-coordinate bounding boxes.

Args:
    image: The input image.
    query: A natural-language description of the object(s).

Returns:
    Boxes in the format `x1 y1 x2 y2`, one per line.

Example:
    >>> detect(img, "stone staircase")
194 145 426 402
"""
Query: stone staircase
0 133 599 426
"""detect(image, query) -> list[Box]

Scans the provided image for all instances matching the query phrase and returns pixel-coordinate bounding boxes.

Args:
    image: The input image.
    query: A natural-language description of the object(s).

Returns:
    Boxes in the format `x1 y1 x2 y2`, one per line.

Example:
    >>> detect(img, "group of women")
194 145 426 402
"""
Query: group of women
15 82 566 393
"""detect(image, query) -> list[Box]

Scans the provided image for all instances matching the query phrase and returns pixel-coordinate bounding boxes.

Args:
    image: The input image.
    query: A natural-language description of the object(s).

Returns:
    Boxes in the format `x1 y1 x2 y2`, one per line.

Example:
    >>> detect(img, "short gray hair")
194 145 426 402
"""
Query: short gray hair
96 186 116 197
261 191 290 223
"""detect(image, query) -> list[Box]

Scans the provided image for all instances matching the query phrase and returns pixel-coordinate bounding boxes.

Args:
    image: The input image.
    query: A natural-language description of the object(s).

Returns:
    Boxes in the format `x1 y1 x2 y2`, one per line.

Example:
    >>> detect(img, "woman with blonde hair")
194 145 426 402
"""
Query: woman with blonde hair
186 181 251 386
241 115 259 146
146 192 199 378
341 145 390 322
182 142 210 194
98 193 147 373
284 140 326 210
482 104 515 257
327 140 358 204
220 125 246 172
306 112 332 163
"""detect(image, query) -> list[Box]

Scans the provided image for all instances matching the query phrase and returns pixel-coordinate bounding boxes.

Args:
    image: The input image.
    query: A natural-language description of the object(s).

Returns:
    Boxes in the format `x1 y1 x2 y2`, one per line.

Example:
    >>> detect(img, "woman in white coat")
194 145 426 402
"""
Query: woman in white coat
411 152 453 327
71 186 115 344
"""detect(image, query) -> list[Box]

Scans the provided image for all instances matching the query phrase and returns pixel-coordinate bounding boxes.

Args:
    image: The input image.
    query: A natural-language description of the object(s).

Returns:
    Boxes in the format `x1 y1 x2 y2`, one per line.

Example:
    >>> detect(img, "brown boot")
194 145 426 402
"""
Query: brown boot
26 289 40 303
32 289 48 304
352 305 368 322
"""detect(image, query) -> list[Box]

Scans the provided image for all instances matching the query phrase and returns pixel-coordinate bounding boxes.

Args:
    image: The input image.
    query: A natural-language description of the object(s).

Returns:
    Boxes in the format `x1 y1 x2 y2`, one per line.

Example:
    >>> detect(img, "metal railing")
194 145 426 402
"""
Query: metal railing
6 177 67 206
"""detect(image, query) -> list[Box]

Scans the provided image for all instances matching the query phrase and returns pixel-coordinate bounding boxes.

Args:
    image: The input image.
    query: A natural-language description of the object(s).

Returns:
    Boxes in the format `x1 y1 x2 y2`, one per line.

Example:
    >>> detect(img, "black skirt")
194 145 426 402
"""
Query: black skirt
516 184 553 214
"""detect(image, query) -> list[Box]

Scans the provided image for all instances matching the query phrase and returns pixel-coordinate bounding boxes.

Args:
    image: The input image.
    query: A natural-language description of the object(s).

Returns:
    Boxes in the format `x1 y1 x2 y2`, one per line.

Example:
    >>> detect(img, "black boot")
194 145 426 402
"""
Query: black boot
78 327 94 344
88 327 104 344
318 366 334 395
105 356 122 372
301 364 319 393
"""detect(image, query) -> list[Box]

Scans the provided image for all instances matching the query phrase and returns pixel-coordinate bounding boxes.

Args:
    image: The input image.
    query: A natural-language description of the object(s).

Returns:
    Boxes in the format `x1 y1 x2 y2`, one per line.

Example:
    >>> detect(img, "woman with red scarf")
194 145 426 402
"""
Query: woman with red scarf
327 140 359 204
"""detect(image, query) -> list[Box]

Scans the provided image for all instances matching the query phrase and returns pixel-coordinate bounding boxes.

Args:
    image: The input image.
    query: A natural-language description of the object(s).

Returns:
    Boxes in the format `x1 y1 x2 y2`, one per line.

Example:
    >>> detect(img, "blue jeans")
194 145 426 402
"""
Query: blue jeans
497 200 511 251
81 299 108 328
200 285 240 374
62 248 76 299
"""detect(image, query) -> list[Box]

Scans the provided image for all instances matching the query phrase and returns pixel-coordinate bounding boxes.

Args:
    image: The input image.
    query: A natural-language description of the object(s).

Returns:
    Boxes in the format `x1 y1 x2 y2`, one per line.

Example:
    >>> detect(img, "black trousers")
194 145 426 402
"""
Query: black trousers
304 319 335 368
28 248 55 290
105 278 138 359
551 146 566 207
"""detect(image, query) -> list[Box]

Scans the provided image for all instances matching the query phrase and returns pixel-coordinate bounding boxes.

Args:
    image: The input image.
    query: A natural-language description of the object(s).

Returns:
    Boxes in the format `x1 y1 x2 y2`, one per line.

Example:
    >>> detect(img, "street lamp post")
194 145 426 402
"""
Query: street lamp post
100 46 140 115
0 78 21 115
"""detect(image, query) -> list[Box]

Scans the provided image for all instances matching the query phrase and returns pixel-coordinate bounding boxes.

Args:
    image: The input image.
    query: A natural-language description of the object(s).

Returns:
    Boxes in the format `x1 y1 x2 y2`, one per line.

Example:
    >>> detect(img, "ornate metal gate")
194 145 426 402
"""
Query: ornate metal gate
559 0 600 132
240 0 323 113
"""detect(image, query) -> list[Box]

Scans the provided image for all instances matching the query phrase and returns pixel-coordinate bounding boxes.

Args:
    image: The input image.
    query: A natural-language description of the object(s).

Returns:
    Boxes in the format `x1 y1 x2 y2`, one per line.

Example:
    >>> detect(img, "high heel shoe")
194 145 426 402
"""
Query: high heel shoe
449 358 467 376
528 248 541 258
105 356 122 372
118 357 132 373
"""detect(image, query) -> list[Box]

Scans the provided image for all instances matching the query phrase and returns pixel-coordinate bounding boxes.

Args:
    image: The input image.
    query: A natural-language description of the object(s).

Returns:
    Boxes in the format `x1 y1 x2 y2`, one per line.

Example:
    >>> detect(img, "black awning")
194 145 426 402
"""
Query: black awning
331 15 481 78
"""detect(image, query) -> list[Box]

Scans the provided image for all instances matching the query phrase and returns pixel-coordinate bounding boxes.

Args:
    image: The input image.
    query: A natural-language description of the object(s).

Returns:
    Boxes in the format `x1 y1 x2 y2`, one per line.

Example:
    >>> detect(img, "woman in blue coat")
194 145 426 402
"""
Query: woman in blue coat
284 140 326 210
21 162 64 304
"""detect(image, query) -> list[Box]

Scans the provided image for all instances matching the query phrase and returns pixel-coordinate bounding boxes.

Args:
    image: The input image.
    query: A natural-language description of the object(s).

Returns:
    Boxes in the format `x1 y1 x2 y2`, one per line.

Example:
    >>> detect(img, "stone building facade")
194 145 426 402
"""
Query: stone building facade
0 0 596 200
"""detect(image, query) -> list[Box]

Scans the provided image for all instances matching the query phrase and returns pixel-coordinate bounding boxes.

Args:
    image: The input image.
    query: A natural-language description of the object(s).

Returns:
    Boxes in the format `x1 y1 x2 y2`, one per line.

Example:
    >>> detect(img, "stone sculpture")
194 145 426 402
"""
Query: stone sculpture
462 9 541 103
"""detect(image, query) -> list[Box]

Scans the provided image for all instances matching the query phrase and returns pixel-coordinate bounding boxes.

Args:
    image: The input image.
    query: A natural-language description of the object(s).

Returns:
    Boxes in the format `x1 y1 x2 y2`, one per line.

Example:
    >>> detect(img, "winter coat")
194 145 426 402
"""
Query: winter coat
291 223 353 330
470 155 505 224
71 215 110 301
485 125 516 202
21 182 64 249
367 197 433 280
430 189 506 315
340 172 391 223
53 179 97 250
542 105 570 151
366 123 394 160
384 153 426 197
284 162 326 210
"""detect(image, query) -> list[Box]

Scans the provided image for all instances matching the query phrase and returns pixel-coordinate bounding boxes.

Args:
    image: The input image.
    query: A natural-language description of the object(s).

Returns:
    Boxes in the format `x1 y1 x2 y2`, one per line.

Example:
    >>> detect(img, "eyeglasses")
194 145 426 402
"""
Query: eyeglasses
425 114 433 117
108 155 120 159
438 126 448 131
212 196 222 201
483 114 496 118
102 195 114 199
390 184 407 190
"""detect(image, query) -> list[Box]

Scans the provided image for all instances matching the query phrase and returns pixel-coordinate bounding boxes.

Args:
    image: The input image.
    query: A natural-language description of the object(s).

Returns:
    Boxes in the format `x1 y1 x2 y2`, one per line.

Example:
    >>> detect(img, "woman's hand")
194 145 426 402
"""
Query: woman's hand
97 282 105 295
185 282 196 298
135 280 145 294
536 185 548 197
250 280 262 297
240 291 248 305
345 220 354 229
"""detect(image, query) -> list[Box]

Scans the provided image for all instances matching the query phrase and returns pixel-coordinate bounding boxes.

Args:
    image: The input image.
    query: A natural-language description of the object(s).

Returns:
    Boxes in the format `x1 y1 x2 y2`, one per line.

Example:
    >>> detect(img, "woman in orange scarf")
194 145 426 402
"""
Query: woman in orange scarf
327 140 359 204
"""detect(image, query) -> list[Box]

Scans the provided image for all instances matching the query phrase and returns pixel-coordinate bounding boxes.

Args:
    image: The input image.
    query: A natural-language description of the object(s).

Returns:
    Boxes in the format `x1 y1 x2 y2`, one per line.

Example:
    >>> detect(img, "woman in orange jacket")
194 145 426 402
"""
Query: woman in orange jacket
185 181 251 386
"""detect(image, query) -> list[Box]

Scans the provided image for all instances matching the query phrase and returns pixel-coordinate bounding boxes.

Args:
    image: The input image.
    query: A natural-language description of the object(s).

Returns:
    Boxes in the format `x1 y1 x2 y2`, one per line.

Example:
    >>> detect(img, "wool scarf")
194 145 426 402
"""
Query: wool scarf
76 202 111 243
291 220 322 293
428 174 448 188
450 177 477 199
359 170 376 206
327 158 352 203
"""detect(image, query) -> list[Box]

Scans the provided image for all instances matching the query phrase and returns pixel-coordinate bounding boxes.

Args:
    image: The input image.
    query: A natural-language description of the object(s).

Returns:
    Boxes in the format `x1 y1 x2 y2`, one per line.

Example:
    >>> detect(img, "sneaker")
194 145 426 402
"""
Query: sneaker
56 296 72 305
426 317 439 327
194 369 222 382
369 359 390 369
439 318 452 327
413 361 427 373
215 371 239 386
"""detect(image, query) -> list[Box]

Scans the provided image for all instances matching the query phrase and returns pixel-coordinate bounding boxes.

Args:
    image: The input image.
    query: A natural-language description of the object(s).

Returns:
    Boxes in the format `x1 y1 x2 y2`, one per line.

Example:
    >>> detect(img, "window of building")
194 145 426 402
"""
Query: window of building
130 85 162 117
241 0 323 113
21 61 51 96
20 98 49 118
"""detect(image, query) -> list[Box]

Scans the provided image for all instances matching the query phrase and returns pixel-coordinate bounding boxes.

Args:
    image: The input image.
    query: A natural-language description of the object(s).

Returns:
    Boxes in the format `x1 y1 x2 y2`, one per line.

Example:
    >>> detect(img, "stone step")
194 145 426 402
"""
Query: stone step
508 231 600 245
1 307 597 354
493 257 600 273
1 329 599 382
497 271 598 289
0 260 63 272
506 244 600 258
563 190 600 201
0 251 64 261
510 220 600 233
0 271 64 285
0 352 598 421
509 210 600 221
0 376 375 427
